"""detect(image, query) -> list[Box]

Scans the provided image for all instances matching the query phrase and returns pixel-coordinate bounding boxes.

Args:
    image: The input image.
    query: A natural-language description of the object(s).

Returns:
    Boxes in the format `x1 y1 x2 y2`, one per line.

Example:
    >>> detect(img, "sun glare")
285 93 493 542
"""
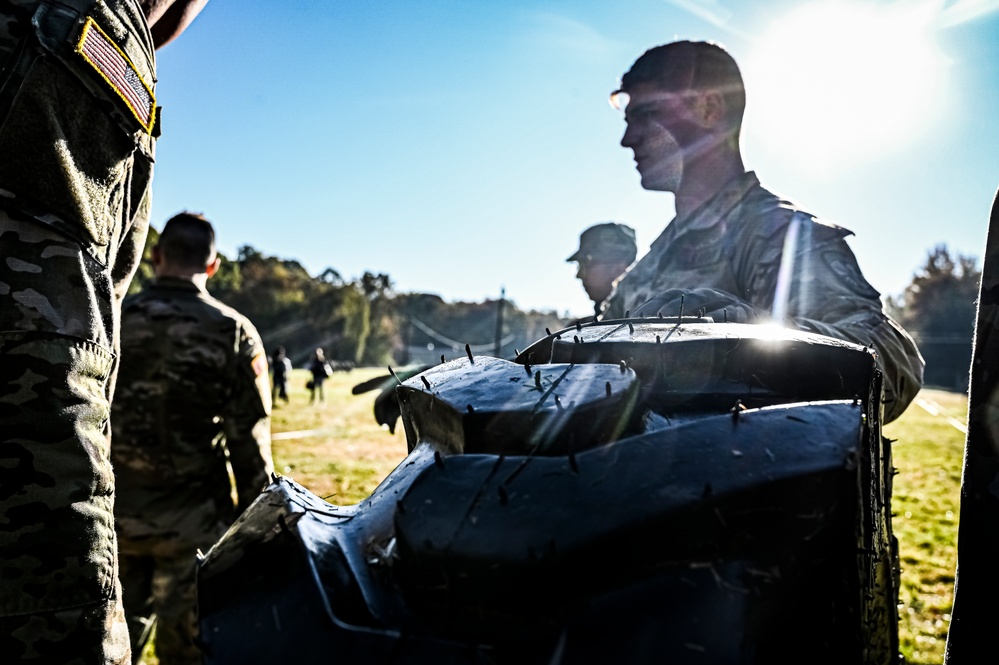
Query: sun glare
743 1 948 170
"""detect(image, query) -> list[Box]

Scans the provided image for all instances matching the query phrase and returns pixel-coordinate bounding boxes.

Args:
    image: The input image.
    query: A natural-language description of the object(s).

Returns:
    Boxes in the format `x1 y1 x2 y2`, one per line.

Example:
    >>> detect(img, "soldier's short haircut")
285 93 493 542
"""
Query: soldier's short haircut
620 40 746 131
158 212 216 270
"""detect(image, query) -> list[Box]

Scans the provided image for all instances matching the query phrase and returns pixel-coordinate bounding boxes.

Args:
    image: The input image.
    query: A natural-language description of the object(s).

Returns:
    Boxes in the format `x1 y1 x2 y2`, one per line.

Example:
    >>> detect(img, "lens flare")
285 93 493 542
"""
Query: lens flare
743 0 948 170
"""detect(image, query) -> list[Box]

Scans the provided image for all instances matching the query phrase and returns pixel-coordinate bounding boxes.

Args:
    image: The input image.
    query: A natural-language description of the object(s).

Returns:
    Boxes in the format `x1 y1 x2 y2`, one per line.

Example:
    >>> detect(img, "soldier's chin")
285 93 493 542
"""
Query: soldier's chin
640 170 682 192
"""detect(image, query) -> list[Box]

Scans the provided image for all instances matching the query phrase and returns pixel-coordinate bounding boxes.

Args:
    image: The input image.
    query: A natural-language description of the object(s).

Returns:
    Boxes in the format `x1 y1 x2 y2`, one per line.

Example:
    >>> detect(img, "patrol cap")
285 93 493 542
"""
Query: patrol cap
567 222 638 264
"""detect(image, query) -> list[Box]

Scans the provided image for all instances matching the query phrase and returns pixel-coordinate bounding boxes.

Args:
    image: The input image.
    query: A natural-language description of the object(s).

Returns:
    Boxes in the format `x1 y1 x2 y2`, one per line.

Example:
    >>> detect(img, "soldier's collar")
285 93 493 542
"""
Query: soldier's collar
673 171 760 233
153 276 206 294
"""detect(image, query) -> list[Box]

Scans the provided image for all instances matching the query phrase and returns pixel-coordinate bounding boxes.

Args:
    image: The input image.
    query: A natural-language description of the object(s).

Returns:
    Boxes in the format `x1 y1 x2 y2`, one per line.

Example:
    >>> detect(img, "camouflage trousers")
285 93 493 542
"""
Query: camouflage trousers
117 534 218 664
0 580 130 664
0 209 126 660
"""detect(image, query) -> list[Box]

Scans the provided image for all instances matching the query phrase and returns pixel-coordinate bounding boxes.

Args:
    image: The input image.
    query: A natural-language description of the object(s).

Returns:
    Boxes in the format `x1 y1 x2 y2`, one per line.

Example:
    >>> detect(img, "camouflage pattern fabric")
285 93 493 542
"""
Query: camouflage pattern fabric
603 171 924 423
1 0 156 661
0 578 130 664
111 277 274 662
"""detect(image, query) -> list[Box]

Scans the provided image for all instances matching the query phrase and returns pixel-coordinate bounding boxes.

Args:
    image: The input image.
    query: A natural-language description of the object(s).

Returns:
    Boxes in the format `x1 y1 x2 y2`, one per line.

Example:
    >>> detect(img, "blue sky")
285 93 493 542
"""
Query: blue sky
149 0 999 319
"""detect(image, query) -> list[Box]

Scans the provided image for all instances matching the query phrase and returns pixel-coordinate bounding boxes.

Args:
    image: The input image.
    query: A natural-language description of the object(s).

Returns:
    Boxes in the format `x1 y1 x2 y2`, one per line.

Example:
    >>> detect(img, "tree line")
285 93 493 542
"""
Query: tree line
886 245 982 391
131 228 982 389
128 227 571 369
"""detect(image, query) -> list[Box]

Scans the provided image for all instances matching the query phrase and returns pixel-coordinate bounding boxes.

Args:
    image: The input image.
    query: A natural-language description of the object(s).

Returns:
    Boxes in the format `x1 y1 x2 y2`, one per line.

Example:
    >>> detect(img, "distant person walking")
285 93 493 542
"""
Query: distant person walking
308 348 333 403
271 346 292 403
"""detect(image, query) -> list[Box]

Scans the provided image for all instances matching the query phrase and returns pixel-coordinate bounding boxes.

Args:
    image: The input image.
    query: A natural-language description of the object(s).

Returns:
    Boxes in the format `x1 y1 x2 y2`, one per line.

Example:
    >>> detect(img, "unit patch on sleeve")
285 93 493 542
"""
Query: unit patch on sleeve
251 352 268 378
75 17 156 134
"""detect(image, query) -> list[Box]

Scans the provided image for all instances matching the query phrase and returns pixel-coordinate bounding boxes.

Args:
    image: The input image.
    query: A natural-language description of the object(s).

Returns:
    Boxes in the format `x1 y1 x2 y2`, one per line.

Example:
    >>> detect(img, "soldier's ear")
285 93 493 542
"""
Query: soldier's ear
205 256 221 278
694 91 726 129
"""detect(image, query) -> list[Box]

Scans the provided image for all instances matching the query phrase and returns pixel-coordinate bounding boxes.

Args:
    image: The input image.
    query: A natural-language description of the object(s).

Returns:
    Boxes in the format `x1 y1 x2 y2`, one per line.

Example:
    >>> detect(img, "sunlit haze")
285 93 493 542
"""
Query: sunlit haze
745 1 948 171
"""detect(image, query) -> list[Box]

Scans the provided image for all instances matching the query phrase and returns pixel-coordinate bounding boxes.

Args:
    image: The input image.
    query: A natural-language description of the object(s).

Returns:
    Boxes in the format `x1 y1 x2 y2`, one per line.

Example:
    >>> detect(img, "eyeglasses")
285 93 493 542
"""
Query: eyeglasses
609 88 704 114
609 89 630 111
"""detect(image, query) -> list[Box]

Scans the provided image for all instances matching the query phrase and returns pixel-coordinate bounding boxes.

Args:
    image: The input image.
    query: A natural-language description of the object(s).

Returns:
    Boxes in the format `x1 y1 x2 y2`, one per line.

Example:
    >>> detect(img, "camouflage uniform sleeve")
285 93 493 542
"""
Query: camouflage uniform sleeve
106 174 152 404
801 311 925 423
223 319 274 514
743 216 925 423
111 179 152 303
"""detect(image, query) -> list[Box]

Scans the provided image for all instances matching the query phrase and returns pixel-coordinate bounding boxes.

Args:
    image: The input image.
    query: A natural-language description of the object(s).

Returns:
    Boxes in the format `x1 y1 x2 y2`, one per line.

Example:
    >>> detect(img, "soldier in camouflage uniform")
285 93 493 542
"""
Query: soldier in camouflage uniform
0 1 207 663
110 212 274 663
603 40 924 423
567 222 638 318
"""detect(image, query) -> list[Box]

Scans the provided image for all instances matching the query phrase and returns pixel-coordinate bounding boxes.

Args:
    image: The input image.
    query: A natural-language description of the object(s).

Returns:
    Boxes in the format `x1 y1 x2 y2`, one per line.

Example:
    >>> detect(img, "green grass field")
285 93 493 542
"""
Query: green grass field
885 388 964 665
139 368 966 664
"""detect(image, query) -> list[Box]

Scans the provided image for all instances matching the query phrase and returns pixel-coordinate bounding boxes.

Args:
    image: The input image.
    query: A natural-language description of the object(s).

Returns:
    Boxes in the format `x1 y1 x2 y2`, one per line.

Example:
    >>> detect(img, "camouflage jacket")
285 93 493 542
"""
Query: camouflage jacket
111 278 274 545
603 172 924 422
0 0 156 615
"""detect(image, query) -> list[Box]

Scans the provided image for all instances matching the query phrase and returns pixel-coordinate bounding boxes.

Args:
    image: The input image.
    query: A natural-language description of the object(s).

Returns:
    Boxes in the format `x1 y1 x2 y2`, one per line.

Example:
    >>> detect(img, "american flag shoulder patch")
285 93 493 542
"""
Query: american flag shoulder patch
75 17 156 134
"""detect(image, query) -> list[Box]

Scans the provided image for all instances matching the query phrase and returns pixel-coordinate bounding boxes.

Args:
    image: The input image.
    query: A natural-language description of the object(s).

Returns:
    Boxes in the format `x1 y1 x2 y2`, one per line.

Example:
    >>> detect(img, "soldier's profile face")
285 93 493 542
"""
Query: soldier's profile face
577 258 629 304
618 83 700 193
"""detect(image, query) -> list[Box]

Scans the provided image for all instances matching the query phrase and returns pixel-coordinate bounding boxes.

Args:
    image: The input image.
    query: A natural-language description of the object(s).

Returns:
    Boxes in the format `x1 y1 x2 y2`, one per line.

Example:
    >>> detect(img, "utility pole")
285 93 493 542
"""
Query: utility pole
494 287 505 357
402 310 412 365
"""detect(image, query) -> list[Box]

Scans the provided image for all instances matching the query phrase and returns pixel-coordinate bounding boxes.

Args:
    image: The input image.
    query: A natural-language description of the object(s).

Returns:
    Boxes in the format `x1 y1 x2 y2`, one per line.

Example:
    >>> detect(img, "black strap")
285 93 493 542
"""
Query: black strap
33 0 98 53
0 30 38 129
